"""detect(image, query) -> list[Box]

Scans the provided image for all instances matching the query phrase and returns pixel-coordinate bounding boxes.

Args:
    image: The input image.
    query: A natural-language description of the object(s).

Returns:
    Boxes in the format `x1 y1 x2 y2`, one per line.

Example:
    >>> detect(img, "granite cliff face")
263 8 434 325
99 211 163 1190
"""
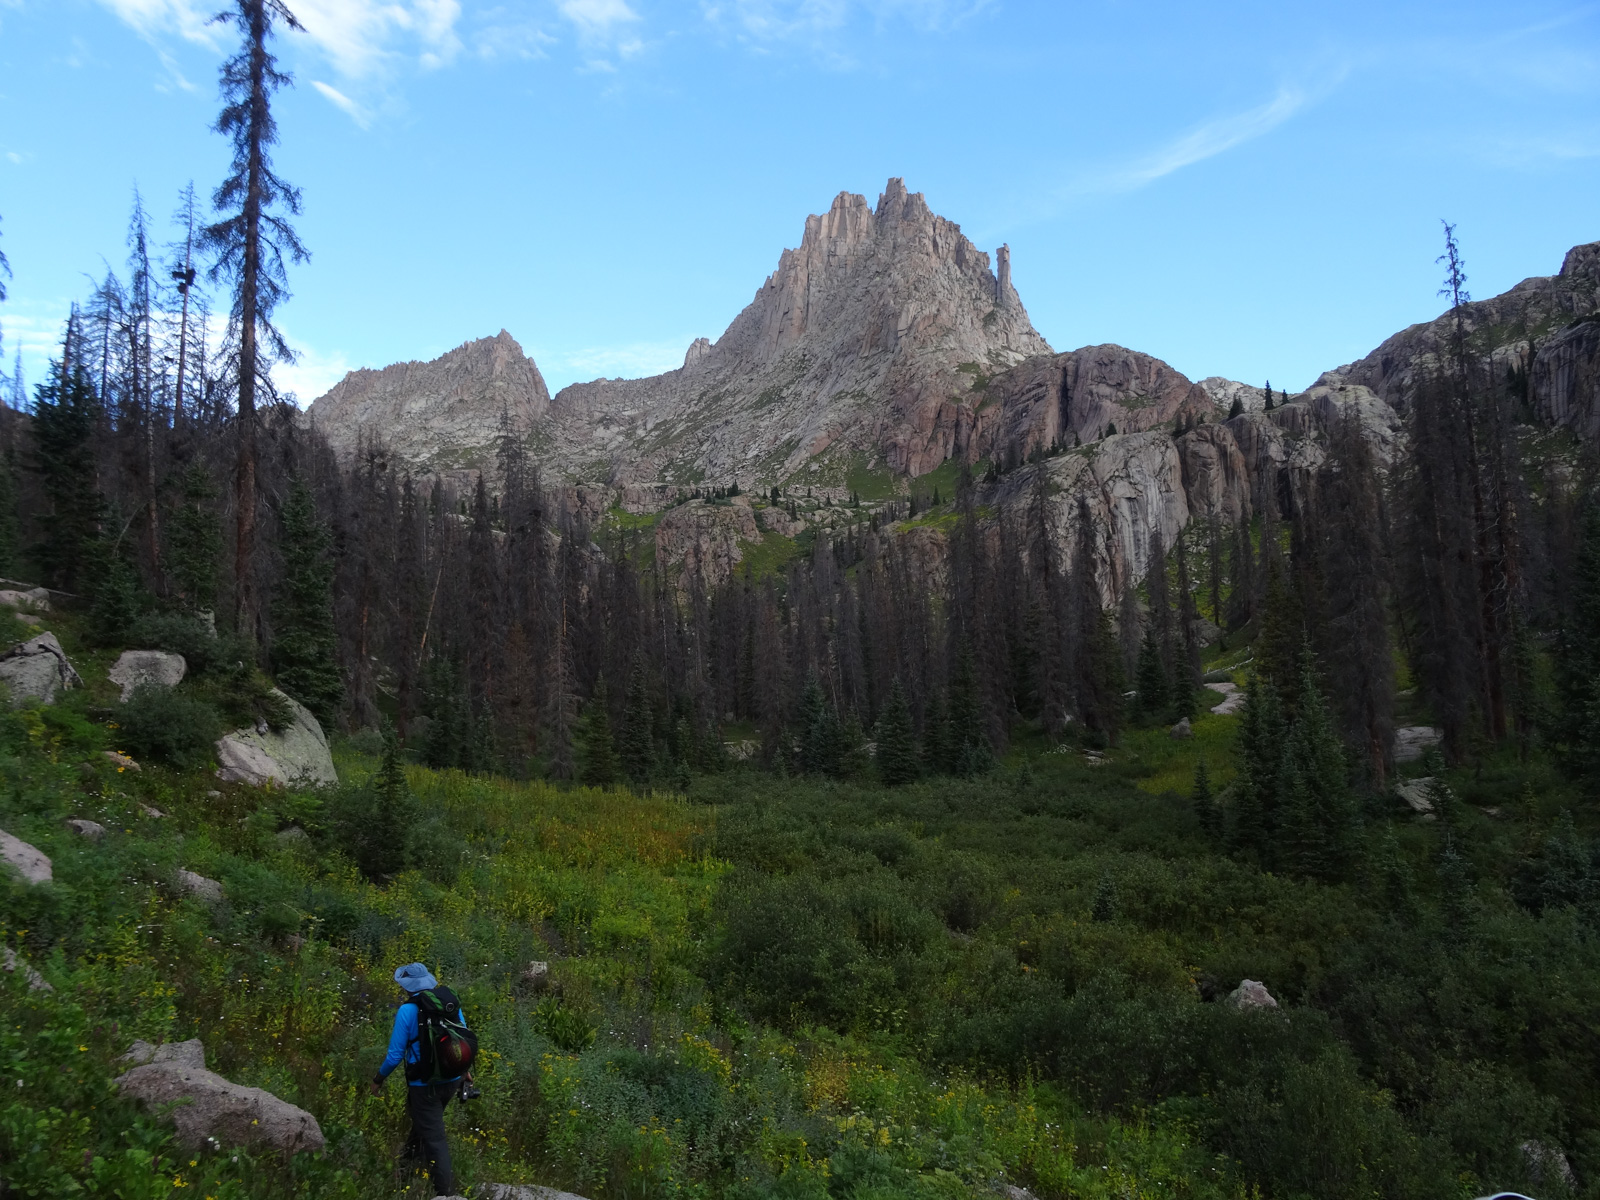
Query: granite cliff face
309 180 1052 487
306 330 549 478
303 186 1599 596
1333 241 1600 431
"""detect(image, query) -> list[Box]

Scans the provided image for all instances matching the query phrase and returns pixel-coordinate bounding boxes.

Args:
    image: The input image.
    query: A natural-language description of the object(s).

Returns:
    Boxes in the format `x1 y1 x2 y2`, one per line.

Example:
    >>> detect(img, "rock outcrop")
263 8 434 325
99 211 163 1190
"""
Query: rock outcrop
215 691 338 788
1226 979 1278 1010
654 500 761 589
471 1186 593 1200
2 946 52 991
1338 240 1600 426
0 828 51 885
108 650 187 703
0 632 81 706
311 180 1050 489
116 1039 325 1154
306 330 550 482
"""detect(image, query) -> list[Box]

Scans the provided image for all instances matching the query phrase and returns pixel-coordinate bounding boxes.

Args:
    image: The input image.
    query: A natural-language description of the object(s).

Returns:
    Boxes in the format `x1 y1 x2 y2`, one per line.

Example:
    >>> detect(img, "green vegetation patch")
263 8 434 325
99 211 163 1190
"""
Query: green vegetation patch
737 530 800 579
844 453 900 502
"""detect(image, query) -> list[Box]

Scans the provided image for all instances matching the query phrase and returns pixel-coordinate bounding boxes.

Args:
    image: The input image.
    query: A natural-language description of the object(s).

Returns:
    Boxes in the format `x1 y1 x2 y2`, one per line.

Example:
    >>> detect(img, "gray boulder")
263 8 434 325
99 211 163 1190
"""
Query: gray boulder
1169 717 1193 739
1226 979 1278 1010
177 869 223 903
108 650 187 703
215 691 337 788
1396 777 1443 814
2 946 52 992
472 1186 593 1200
0 828 51 885
0 586 51 612
65 818 107 841
116 1039 324 1154
1394 726 1443 763
0 632 81 706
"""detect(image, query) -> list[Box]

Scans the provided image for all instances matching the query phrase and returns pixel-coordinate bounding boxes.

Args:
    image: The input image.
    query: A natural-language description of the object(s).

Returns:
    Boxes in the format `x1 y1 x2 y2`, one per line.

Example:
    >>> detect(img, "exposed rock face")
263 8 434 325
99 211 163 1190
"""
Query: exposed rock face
1177 422 1251 522
654 500 761 589
0 828 51 885
66 818 107 840
1227 979 1278 1010
0 632 81 706
306 330 550 480
1395 726 1443 763
1533 315 1600 438
311 180 1050 488
683 337 712 367
1338 240 1600 421
986 432 1189 602
0 586 50 612
986 344 1216 466
215 691 338 788
1199 377 1268 415
108 650 187 703
116 1039 325 1154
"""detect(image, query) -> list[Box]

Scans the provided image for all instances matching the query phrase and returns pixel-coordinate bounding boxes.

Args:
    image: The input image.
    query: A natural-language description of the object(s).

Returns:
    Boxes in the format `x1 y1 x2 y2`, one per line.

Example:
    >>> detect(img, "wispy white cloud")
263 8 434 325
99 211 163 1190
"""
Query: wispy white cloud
95 0 464 82
95 0 218 48
559 0 639 38
1065 87 1309 198
702 0 986 46
312 79 370 126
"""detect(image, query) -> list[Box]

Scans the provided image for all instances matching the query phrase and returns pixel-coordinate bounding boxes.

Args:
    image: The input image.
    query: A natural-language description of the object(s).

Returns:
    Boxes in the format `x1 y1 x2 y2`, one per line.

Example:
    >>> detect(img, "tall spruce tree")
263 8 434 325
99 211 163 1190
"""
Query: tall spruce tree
1317 413 1395 785
203 0 307 642
619 655 655 787
875 677 919 786
271 479 343 727
165 463 223 615
579 675 618 788
947 642 994 776
29 349 104 591
1192 758 1220 841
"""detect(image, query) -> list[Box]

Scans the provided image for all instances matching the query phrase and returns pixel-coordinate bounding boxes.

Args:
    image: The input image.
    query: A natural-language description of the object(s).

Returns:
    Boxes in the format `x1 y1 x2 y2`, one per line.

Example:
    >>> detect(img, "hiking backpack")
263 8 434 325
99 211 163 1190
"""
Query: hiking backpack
405 986 478 1084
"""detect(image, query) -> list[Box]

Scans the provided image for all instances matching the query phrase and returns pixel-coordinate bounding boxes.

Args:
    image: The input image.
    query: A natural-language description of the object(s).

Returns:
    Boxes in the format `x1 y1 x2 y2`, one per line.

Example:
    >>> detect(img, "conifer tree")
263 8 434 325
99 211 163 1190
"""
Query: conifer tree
203 0 307 641
1230 675 1287 862
1557 505 1600 780
1091 871 1118 921
271 479 343 727
875 677 919 786
947 642 994 776
579 675 618 788
922 690 951 776
30 348 105 591
1134 628 1169 722
165 463 222 615
619 656 655 787
1192 758 1220 841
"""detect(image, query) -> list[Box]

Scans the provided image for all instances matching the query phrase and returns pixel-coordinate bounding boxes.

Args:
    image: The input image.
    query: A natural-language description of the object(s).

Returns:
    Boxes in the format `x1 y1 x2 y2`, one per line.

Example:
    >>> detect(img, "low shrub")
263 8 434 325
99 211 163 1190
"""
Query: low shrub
114 683 222 771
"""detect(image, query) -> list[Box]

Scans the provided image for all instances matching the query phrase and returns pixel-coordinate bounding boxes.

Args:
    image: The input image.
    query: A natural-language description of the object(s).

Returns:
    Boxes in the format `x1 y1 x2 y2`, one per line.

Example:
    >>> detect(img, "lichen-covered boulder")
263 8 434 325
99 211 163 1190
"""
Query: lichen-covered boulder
176 869 223 903
108 650 187 703
0 632 81 706
0 828 51 885
471 1185 594 1200
215 691 337 788
2 946 52 992
116 1039 324 1155
1226 979 1279 1010
65 818 107 840
1394 726 1443 763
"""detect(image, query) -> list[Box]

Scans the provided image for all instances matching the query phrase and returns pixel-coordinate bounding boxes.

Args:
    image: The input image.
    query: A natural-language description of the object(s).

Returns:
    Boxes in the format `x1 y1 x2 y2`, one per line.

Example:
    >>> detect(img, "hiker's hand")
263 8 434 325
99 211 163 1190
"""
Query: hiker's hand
369 1080 382 1097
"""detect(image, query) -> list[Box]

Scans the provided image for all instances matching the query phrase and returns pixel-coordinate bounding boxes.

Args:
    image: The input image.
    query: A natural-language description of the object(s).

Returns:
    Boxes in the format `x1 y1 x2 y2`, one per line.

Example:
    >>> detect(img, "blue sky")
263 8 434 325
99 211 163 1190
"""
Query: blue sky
1 0 1598 404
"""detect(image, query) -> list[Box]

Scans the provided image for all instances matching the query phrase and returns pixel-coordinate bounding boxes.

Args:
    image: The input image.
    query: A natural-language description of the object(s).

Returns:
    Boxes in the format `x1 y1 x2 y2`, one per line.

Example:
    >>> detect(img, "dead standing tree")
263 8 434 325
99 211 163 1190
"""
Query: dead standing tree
202 0 306 644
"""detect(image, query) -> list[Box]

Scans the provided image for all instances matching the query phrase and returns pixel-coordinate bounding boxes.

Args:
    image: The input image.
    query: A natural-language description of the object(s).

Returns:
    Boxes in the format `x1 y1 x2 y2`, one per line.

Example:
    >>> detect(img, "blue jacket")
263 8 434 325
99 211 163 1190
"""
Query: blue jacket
377 996 469 1086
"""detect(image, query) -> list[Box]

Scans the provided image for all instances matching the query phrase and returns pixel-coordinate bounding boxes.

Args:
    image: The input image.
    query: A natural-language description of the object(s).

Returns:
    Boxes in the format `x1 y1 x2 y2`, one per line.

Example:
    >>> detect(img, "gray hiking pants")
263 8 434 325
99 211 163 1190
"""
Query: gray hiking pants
404 1081 457 1194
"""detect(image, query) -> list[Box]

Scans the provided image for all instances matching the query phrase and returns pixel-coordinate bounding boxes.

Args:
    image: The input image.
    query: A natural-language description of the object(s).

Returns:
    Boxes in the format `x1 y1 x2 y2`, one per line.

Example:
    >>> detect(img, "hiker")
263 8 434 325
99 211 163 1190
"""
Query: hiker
369 962 477 1196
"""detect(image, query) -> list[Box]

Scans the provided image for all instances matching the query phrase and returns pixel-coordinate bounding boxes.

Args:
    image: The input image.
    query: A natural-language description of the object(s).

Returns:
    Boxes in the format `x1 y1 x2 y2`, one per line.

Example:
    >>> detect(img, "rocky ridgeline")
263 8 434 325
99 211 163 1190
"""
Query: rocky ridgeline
304 183 1600 592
